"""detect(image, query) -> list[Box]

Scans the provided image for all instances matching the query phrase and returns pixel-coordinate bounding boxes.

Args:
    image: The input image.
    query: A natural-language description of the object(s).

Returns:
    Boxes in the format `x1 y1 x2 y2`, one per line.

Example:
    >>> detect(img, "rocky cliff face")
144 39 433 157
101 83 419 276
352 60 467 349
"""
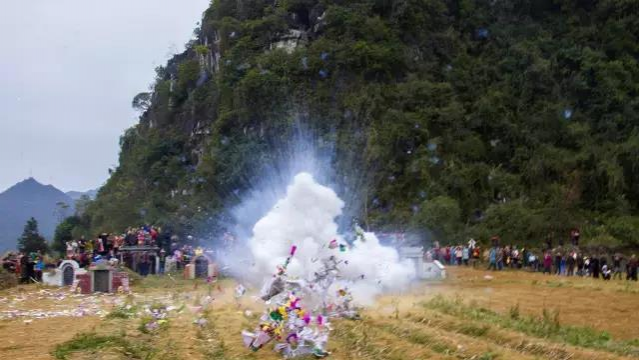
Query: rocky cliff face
86 0 639 248
140 0 331 164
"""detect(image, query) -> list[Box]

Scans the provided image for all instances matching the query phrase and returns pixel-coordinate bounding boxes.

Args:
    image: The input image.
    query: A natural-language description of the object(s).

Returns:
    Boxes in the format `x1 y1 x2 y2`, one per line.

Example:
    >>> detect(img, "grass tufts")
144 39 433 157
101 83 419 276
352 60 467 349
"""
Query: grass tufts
477 352 496 360
106 305 138 319
508 303 520 320
424 295 639 356
52 332 154 359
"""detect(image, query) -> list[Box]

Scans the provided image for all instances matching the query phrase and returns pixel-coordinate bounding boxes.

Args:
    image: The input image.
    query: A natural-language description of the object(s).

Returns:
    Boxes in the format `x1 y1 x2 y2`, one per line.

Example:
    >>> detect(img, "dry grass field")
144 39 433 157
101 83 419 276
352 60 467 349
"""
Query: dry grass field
0 267 637 360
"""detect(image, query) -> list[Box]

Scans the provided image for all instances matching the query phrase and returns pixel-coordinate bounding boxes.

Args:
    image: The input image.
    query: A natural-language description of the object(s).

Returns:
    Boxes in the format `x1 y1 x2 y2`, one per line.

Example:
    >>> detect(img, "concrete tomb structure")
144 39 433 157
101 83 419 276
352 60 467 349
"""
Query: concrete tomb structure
43 260 87 287
183 252 218 280
72 262 129 294
399 247 446 280
119 245 160 276
423 260 446 280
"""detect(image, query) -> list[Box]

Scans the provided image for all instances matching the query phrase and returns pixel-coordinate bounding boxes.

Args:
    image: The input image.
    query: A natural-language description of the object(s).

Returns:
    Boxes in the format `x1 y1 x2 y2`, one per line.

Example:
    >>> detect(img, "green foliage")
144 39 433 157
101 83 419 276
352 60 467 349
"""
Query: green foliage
0 269 18 290
53 333 119 359
85 0 639 248
194 44 209 56
176 59 201 97
457 323 490 337
132 92 152 112
509 303 520 320
414 196 462 241
605 216 639 247
473 201 543 244
106 305 138 319
477 353 496 360
17 217 48 254
52 332 153 359
52 216 80 256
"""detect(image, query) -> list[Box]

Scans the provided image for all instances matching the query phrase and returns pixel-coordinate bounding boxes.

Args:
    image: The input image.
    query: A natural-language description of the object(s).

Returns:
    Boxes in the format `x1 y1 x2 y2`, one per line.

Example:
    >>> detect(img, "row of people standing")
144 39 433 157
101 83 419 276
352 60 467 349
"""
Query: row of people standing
425 242 480 266
540 250 638 280
65 226 162 260
15 252 45 283
424 236 638 281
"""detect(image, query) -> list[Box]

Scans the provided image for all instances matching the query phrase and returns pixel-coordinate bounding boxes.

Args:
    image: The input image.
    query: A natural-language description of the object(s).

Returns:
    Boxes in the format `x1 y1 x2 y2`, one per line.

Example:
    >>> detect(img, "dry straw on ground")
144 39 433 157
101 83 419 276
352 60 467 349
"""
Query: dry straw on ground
0 267 637 360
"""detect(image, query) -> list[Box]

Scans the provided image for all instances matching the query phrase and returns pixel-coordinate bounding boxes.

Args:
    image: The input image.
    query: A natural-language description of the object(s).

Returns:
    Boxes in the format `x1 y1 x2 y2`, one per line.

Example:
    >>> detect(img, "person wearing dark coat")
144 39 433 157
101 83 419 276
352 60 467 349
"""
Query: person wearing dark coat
628 255 638 281
19 254 30 283
613 253 624 280
576 255 584 276
591 256 600 278
566 253 575 276
139 256 150 276
599 255 608 268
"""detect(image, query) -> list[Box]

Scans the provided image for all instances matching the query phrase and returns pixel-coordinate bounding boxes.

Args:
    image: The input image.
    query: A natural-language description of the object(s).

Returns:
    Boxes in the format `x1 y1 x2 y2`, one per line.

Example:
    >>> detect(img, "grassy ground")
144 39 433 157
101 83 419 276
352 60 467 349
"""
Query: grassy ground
0 267 637 359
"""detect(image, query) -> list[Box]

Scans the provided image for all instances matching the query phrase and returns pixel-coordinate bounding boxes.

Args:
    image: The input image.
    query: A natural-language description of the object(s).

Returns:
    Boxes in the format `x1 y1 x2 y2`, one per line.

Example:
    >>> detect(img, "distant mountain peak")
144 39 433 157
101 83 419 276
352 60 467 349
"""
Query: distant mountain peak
6 177 61 195
17 177 40 185
0 178 75 251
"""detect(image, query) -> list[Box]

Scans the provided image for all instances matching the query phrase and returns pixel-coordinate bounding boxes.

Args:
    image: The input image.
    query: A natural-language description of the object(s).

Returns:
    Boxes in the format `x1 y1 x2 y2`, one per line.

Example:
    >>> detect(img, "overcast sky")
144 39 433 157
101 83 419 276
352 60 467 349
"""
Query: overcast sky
0 0 210 193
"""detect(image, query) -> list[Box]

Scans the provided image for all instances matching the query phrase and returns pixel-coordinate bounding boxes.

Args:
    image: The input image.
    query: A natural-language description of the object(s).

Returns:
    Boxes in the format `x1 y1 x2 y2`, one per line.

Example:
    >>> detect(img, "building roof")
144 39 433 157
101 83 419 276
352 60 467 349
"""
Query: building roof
119 245 160 252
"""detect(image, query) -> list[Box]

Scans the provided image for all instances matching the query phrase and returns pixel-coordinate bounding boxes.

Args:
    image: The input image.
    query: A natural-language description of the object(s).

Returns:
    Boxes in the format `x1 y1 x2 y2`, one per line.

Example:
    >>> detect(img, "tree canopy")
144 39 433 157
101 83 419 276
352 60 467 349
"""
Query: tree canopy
80 0 639 249
17 217 48 254
52 216 81 256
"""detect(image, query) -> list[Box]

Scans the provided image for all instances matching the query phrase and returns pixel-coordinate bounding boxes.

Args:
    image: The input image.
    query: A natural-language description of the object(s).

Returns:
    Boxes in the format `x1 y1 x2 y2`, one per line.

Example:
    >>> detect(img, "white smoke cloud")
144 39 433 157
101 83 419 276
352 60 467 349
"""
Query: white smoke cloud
247 172 415 305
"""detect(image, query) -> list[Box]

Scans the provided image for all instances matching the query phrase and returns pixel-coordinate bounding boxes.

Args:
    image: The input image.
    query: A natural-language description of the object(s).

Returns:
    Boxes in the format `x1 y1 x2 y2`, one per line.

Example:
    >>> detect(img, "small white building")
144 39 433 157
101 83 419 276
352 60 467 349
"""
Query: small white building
423 260 446 280
43 260 87 287
399 247 446 280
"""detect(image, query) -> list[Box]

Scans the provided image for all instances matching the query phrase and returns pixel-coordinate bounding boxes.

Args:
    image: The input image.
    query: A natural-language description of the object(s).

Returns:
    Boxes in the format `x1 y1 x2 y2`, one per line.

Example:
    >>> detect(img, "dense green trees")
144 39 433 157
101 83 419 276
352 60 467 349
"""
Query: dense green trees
82 0 639 249
52 216 81 256
18 218 48 254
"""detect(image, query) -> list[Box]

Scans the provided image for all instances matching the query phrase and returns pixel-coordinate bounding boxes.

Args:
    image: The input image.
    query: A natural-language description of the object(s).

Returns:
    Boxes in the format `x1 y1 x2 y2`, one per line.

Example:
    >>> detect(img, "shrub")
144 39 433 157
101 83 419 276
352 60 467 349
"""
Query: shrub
0 269 18 290
414 196 462 242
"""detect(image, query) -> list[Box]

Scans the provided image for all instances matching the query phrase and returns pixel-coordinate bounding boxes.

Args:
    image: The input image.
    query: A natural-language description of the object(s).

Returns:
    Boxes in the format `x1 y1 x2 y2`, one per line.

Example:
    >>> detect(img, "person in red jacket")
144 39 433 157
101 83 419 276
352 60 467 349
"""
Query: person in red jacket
150 227 159 244
444 246 451 264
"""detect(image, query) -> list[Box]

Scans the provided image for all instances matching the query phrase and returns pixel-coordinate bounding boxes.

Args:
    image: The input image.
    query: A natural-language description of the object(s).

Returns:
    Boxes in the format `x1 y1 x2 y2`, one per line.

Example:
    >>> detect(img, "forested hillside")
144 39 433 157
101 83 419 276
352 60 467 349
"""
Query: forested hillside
81 0 639 248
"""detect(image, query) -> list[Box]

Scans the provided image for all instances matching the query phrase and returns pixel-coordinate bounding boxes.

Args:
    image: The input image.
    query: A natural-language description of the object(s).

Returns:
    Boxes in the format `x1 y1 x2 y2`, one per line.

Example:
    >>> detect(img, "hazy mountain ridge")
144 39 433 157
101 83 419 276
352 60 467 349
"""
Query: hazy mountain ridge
0 178 75 251
66 189 98 201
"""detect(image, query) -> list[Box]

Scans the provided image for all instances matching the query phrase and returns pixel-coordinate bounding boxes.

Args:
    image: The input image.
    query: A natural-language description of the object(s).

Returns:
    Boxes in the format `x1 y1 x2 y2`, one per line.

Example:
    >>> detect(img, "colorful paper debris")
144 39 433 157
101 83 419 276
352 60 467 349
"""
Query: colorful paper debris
241 245 359 358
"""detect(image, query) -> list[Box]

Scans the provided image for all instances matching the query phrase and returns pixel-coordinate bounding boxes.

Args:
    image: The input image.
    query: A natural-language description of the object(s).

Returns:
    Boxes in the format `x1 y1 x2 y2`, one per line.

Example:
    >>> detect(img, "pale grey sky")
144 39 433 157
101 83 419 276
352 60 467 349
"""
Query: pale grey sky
0 0 210 193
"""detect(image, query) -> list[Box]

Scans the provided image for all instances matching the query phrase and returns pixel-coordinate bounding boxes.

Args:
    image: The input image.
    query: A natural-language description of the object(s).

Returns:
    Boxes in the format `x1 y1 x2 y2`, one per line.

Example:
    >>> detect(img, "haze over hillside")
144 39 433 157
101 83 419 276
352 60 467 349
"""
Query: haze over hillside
0 178 75 252
66 189 98 201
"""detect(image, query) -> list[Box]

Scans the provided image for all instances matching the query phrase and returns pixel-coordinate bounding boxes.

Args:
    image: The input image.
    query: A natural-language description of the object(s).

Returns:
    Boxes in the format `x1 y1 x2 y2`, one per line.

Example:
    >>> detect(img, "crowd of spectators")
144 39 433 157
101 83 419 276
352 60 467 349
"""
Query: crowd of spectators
424 232 638 281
